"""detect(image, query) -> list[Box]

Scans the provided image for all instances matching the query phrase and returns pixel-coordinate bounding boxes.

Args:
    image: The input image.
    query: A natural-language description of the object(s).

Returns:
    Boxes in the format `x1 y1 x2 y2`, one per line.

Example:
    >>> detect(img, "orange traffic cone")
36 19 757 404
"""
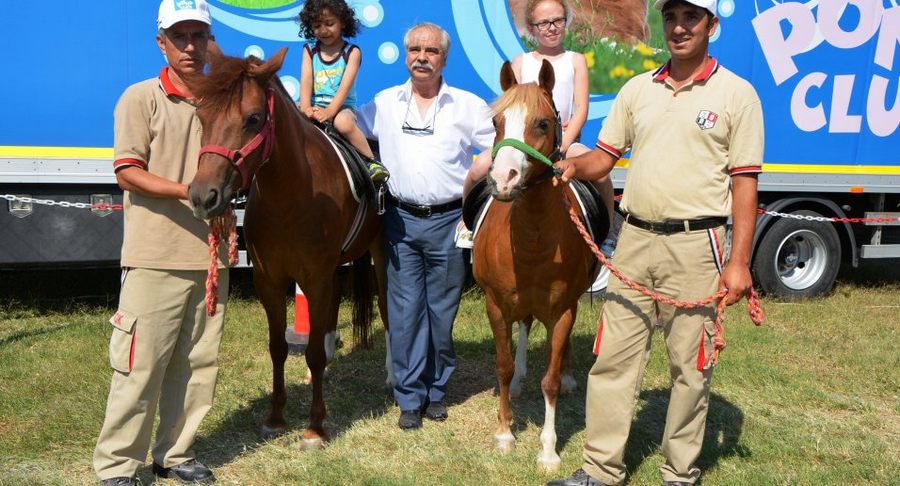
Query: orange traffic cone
286 283 310 352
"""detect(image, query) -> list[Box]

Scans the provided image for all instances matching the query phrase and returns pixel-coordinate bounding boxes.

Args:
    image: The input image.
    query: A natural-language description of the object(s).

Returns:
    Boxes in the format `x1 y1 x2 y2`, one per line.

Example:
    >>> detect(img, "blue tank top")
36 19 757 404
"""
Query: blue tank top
307 41 359 108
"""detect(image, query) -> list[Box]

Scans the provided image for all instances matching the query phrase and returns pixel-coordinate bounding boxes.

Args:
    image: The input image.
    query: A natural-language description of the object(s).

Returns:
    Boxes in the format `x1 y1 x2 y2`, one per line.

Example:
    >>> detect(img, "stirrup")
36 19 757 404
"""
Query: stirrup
376 185 386 215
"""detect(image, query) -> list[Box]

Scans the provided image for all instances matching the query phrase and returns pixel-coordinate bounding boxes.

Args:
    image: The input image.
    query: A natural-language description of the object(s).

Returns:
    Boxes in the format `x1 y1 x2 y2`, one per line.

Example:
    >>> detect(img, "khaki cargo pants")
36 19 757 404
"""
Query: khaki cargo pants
94 267 227 480
583 223 725 485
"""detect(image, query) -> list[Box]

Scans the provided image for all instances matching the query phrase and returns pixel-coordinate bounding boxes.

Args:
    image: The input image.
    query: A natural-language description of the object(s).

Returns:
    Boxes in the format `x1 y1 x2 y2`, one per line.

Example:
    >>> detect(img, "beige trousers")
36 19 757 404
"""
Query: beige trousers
583 223 725 485
94 267 227 480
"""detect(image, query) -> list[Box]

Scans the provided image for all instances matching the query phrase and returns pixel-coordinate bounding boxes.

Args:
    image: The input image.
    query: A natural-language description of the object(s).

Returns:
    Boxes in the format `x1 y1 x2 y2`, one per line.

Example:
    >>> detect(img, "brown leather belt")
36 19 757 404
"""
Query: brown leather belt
625 214 727 234
386 194 462 218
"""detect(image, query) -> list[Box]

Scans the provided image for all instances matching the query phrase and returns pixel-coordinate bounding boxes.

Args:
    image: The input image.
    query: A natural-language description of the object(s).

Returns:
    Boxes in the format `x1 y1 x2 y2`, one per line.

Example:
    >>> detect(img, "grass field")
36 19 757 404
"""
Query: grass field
1 268 898 485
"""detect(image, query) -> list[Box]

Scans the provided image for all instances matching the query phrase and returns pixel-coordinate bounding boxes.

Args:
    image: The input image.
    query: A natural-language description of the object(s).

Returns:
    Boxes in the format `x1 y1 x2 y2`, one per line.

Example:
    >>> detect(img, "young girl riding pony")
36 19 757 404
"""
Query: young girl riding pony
298 0 389 182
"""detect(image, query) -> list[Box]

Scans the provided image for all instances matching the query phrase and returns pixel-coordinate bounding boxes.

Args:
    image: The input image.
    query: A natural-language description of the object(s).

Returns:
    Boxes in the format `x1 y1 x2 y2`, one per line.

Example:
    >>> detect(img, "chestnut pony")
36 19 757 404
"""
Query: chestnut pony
473 60 604 470
188 47 386 448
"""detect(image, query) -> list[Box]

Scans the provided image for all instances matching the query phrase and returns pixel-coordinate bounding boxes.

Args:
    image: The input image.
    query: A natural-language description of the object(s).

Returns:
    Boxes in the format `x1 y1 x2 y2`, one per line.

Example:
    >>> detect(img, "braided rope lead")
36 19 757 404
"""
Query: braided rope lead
562 190 764 370
205 206 239 316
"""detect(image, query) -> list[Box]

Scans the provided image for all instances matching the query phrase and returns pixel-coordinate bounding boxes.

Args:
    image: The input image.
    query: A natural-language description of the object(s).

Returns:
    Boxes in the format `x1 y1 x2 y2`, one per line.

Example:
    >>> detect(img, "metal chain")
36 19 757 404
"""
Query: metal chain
757 208 899 224
1 194 123 211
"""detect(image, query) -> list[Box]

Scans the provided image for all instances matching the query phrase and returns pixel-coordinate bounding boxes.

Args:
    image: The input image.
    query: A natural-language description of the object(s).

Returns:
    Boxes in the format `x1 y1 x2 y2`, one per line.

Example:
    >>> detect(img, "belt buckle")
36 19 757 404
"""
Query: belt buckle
421 204 432 217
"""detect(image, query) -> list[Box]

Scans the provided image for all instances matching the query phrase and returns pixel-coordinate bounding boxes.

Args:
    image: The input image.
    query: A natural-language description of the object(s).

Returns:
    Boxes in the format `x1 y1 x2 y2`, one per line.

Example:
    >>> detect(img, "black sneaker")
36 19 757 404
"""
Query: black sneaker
546 468 609 486
100 478 134 486
424 401 448 421
398 409 422 430
152 459 215 484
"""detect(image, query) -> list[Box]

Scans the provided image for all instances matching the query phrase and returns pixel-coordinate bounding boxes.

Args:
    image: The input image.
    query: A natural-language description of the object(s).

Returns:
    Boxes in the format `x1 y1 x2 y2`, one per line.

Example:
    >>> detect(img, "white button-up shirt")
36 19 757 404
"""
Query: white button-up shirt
358 79 495 205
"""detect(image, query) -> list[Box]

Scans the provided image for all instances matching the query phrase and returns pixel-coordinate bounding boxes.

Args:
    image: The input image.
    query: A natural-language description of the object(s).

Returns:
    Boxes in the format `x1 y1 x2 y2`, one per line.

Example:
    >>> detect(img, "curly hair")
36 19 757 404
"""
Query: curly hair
297 0 360 39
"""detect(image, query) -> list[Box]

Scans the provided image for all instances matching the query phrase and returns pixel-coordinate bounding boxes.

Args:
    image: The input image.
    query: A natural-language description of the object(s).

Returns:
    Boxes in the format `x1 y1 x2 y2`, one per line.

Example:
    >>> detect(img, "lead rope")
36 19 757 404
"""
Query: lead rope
205 206 239 316
562 192 765 369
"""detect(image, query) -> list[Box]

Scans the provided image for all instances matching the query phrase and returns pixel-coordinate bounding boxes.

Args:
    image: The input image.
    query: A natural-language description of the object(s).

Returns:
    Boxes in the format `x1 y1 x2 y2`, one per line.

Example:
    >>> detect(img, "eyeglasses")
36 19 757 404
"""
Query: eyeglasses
531 17 566 32
401 97 437 135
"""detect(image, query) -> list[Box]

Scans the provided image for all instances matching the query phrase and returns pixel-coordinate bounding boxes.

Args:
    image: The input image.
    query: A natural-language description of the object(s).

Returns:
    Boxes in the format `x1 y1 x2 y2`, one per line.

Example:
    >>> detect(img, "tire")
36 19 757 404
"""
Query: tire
752 210 841 299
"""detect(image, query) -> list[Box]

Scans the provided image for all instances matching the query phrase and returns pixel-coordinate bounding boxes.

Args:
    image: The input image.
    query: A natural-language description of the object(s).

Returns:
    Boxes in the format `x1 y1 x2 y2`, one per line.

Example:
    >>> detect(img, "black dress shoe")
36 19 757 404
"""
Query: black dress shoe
424 401 448 421
100 478 134 486
546 468 609 486
152 459 215 483
398 410 422 430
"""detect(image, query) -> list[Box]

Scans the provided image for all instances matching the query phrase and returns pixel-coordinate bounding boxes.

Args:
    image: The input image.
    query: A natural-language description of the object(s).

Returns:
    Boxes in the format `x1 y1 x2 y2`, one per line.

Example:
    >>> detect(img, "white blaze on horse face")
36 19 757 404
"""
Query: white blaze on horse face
490 104 530 198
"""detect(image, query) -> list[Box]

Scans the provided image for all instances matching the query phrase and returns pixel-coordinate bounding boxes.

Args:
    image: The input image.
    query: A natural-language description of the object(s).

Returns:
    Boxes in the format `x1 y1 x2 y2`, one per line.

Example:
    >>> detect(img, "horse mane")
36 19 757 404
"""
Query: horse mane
194 54 265 115
492 82 555 122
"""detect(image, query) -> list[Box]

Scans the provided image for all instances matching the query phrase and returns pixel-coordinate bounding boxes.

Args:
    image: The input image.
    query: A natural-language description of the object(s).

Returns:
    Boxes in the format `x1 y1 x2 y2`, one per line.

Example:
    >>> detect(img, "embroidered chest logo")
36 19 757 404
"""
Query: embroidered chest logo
696 110 718 130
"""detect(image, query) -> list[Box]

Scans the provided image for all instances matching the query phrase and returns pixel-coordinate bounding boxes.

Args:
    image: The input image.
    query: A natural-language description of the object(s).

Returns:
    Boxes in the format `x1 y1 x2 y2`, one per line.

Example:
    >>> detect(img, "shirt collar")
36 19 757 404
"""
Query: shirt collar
397 78 453 104
158 67 189 99
653 57 719 82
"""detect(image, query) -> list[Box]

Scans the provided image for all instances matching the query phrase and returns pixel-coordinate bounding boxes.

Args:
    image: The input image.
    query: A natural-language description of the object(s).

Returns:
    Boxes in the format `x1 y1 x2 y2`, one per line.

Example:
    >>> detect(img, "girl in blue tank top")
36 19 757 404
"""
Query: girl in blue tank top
298 0 389 182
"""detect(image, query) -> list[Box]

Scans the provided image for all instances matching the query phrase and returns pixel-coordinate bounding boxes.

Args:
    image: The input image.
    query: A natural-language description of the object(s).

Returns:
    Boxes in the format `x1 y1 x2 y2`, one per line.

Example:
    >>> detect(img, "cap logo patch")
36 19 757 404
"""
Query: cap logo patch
176 0 197 10
696 110 718 130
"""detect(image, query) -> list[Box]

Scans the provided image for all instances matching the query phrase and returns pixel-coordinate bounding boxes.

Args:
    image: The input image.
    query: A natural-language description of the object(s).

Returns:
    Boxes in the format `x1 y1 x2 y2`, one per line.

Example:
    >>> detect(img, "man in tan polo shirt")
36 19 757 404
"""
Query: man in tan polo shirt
93 1 228 485
548 1 763 485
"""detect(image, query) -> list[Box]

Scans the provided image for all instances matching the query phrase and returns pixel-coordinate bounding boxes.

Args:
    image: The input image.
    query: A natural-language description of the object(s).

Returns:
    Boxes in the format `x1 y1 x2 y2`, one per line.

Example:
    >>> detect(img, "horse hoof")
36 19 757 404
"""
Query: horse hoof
509 383 523 399
537 453 561 473
260 424 287 441
300 437 325 451
494 433 516 454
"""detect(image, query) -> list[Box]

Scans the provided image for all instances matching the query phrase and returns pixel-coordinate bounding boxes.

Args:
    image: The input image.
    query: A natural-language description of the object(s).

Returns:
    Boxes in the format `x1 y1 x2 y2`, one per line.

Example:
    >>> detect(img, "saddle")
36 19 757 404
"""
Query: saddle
312 121 385 253
463 177 610 249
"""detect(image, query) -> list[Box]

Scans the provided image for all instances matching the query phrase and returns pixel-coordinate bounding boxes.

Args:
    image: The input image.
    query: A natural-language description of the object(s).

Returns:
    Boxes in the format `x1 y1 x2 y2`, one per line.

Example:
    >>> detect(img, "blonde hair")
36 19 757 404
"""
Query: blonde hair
524 0 573 26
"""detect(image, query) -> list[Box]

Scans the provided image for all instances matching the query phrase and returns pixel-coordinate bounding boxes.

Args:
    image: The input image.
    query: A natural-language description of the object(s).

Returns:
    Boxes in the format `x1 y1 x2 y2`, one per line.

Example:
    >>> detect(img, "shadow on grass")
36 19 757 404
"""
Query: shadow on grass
624 388 750 484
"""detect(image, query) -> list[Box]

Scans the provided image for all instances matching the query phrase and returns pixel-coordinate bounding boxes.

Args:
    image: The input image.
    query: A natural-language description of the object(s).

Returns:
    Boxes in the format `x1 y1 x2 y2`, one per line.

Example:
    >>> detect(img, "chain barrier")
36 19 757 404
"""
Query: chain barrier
756 208 899 224
1 194 123 211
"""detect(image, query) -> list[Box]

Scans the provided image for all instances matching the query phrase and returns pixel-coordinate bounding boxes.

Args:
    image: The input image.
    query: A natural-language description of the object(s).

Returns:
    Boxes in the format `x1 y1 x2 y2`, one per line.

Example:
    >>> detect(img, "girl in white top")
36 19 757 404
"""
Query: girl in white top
463 0 615 252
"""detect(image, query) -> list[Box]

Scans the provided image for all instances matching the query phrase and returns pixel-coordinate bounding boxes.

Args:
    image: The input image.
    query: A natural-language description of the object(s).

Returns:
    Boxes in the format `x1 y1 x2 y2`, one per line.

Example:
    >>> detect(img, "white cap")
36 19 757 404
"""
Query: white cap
654 0 717 15
157 0 212 30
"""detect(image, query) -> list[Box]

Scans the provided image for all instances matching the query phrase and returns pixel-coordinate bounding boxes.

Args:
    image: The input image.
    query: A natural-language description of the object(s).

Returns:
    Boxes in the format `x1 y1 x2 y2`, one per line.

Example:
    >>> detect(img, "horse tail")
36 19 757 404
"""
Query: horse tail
349 252 375 349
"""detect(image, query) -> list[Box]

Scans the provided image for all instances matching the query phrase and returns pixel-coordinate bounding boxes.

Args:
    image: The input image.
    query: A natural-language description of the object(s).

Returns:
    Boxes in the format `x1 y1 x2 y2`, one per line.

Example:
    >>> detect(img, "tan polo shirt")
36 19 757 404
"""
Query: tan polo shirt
113 68 225 270
596 58 763 221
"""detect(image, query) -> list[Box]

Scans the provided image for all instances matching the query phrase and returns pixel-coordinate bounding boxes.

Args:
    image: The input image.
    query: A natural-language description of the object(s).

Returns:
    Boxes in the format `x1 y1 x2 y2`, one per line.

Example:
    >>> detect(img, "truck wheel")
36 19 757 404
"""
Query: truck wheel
752 210 841 299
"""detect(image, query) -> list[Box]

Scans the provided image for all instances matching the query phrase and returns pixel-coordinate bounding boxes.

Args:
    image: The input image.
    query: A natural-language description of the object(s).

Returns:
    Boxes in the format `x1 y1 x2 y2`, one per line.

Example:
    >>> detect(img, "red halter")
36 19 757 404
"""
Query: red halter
198 84 276 191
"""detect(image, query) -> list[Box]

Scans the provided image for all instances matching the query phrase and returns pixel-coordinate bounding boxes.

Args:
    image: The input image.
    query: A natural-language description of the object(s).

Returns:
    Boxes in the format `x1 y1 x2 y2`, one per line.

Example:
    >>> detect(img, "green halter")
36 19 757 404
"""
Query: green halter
491 138 554 168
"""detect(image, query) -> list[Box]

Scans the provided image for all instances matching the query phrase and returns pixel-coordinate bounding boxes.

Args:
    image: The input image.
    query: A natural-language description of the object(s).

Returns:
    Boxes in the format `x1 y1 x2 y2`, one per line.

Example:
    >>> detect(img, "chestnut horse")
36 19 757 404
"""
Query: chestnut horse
188 47 386 448
473 60 605 471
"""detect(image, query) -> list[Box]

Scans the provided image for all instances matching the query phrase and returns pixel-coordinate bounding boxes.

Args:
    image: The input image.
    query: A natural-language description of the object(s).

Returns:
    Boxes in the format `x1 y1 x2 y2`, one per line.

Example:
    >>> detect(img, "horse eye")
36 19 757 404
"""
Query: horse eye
536 119 550 132
245 113 262 130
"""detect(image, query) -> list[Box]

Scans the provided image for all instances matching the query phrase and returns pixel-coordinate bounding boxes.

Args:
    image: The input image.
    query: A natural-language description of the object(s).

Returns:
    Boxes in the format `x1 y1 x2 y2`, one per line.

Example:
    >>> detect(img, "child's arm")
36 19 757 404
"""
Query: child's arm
299 45 315 117
313 45 361 123
562 52 589 152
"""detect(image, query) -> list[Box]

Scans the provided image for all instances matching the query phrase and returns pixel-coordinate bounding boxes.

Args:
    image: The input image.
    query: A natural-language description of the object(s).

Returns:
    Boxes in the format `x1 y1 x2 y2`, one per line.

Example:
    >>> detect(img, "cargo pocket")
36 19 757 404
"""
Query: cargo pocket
108 311 137 373
696 319 717 371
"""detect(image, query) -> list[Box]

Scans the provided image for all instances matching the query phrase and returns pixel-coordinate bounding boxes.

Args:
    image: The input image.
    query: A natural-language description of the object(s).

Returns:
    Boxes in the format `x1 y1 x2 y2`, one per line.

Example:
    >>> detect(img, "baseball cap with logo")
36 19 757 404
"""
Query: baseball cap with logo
157 0 212 30
653 0 717 16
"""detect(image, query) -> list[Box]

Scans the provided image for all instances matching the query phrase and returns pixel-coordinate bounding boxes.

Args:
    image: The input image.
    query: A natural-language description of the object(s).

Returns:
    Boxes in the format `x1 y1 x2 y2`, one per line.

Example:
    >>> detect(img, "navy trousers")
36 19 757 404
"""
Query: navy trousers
383 205 465 412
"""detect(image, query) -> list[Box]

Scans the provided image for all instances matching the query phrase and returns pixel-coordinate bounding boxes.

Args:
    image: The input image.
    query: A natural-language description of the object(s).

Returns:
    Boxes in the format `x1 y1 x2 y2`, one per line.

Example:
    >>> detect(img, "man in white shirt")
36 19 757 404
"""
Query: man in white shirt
358 22 495 430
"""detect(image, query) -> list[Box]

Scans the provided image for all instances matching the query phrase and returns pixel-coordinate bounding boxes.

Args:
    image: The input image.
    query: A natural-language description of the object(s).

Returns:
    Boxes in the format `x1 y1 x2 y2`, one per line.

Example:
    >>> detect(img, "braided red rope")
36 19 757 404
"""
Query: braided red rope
205 206 239 316
563 192 764 370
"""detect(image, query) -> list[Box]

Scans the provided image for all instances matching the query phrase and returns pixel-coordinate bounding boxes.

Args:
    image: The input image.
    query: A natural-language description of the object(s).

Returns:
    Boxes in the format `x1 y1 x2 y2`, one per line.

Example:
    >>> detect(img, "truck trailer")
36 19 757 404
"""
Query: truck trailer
1 0 898 298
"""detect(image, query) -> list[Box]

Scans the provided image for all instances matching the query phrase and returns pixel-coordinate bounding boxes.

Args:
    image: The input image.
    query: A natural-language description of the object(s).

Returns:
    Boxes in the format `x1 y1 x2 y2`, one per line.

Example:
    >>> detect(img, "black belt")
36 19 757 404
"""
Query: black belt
386 194 462 218
626 215 727 234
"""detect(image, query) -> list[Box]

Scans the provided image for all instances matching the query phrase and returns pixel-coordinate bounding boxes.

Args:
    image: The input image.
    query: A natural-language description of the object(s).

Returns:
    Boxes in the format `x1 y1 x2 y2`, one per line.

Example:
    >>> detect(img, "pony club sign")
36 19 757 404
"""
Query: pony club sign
752 0 900 137
696 110 719 130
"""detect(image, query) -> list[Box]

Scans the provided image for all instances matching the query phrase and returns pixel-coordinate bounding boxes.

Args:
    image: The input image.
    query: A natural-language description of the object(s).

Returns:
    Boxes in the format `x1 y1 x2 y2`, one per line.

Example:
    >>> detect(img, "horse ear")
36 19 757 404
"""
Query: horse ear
206 41 224 69
500 61 517 92
538 59 555 94
249 47 288 79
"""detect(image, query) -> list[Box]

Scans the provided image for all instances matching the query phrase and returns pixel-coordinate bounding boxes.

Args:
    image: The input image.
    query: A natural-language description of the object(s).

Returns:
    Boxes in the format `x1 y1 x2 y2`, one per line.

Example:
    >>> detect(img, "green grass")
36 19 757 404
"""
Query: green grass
1 274 898 485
